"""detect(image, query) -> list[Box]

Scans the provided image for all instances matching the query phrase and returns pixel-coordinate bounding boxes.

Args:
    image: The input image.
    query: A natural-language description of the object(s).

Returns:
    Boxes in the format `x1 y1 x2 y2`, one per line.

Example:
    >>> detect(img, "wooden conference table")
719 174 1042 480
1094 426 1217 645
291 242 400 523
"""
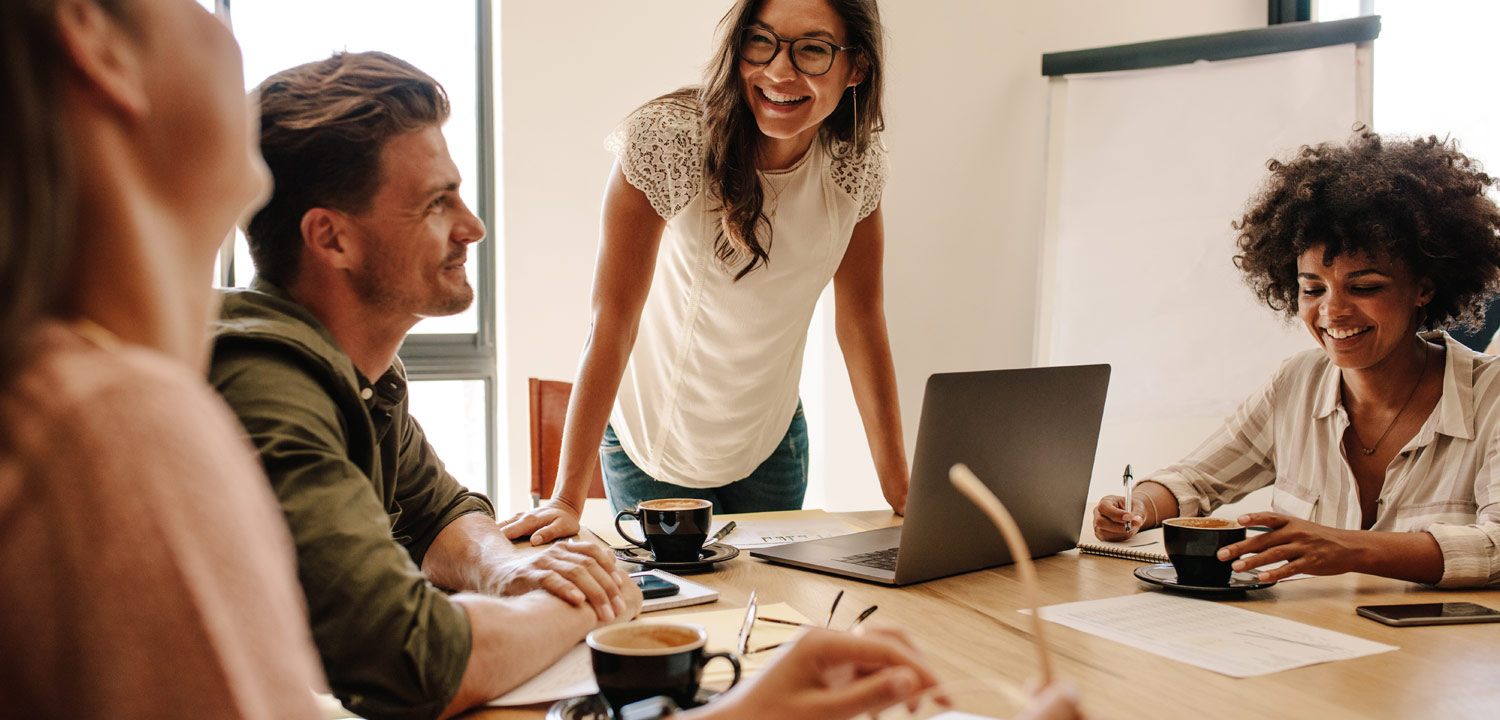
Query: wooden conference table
462 510 1500 720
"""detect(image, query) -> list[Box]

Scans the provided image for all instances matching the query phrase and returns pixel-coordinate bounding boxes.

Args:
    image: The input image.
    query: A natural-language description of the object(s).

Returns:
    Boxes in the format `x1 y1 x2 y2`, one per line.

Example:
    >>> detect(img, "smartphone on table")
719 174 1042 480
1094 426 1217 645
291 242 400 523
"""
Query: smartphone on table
633 573 680 599
1356 602 1500 627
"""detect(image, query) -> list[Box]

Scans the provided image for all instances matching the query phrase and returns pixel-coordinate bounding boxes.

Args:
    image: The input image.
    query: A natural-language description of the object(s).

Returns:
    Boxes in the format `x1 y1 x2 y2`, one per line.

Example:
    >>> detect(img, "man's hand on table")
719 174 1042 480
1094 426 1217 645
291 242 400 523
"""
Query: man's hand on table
494 539 639 623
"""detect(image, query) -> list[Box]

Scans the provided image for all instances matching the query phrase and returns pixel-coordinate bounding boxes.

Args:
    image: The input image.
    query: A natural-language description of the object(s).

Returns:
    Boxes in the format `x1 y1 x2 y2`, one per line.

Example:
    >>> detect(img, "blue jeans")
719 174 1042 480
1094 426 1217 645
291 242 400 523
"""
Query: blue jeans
601 403 808 514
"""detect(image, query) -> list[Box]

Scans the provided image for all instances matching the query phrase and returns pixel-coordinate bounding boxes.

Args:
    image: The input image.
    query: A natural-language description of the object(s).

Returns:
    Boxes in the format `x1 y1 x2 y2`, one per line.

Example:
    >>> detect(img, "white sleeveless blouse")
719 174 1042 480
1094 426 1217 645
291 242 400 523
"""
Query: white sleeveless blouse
604 98 888 488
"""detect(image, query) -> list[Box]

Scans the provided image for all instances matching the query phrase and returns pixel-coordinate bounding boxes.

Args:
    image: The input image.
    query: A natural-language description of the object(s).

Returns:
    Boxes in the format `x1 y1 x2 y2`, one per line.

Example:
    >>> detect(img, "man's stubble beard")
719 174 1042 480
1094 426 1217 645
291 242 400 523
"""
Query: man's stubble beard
353 254 474 320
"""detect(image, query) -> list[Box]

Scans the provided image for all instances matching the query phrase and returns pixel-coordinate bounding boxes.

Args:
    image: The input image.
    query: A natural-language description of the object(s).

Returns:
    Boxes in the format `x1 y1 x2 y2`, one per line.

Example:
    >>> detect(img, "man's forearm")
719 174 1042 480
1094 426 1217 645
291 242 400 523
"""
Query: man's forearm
423 512 516 594
439 591 600 719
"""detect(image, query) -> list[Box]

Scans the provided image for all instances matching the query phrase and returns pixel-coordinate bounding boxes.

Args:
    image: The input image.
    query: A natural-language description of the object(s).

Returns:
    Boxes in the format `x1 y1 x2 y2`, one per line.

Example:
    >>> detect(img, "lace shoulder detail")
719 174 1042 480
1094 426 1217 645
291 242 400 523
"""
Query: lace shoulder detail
604 98 704 220
828 136 889 222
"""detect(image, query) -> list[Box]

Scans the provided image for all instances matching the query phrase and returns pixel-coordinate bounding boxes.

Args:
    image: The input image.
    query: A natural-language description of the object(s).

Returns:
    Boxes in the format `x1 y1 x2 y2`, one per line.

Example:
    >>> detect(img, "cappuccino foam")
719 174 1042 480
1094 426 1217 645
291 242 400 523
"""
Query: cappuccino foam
1166 517 1238 530
593 624 702 653
639 498 711 511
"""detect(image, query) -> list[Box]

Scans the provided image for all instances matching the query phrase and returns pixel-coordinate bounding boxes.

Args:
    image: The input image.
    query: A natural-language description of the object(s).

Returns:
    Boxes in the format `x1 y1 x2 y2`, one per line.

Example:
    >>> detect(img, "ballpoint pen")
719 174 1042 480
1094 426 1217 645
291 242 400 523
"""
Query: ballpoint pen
736 589 758 656
1122 464 1134 533
704 520 737 548
759 604 878 630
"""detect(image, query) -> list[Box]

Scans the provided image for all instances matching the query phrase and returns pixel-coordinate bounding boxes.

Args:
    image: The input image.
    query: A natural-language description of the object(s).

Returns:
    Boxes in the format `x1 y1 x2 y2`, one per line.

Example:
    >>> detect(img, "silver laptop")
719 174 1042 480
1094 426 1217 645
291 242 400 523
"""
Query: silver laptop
750 365 1110 586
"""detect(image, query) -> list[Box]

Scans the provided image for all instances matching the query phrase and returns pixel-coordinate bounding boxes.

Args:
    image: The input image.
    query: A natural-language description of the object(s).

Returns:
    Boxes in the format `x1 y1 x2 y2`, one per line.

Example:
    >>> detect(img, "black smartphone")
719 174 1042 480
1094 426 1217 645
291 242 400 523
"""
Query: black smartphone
633 573 680 599
1356 602 1500 627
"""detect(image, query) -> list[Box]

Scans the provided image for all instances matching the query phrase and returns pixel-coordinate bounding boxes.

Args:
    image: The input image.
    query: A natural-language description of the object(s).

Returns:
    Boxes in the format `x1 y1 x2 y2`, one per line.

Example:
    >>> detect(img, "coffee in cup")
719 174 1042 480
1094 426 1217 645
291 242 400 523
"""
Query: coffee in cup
615 498 713 563
587 622 741 712
1162 517 1246 587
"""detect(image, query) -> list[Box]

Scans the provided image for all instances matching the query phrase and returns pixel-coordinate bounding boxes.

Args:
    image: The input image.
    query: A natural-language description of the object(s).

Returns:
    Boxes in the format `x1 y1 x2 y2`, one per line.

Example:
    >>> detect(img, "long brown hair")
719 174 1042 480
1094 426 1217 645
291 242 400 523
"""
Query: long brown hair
691 0 886 280
0 0 126 383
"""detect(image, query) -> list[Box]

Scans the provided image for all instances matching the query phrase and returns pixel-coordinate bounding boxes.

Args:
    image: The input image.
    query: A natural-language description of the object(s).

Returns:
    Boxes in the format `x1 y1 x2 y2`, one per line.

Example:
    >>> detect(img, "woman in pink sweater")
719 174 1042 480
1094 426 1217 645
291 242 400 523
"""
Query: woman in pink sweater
0 0 323 717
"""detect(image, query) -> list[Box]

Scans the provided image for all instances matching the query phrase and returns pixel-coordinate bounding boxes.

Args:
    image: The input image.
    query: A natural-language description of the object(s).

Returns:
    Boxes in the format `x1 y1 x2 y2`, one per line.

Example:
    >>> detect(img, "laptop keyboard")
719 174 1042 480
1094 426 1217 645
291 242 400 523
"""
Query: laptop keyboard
837 547 899 571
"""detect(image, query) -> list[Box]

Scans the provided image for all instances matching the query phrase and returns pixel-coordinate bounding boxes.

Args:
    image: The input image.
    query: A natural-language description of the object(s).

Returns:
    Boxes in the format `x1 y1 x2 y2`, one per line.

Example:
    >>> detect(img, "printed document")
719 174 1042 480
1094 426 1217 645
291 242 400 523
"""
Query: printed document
1031 593 1396 678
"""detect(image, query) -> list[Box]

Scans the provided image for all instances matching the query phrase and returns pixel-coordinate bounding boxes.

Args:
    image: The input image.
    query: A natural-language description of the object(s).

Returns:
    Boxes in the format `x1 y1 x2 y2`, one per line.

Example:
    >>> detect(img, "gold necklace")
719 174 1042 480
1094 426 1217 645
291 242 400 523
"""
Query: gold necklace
1353 345 1429 456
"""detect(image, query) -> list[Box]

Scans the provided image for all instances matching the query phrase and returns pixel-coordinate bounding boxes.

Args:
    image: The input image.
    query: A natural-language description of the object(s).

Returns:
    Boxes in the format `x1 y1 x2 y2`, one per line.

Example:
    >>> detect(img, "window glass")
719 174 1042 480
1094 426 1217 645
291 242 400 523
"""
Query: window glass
1368 0 1500 174
407 379 490 495
230 0 481 334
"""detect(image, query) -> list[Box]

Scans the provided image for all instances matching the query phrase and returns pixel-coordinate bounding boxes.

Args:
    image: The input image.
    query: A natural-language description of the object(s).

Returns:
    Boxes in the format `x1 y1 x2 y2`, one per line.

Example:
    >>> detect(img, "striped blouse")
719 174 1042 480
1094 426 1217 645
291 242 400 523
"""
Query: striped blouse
1148 331 1500 588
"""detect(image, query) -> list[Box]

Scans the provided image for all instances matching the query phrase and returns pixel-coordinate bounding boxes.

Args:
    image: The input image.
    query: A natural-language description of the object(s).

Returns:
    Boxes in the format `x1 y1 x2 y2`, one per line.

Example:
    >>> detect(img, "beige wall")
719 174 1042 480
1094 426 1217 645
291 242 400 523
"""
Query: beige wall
496 1 1266 514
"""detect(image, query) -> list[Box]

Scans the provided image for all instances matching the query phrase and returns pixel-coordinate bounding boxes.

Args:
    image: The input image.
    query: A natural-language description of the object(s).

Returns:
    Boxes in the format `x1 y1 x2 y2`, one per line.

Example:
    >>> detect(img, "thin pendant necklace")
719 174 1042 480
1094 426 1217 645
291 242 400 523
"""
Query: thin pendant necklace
1353 345 1429 456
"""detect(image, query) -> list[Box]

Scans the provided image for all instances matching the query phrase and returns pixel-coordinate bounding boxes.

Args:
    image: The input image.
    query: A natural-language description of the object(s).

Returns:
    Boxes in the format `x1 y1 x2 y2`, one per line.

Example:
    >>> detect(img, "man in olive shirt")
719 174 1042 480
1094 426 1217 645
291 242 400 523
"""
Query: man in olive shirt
211 52 640 720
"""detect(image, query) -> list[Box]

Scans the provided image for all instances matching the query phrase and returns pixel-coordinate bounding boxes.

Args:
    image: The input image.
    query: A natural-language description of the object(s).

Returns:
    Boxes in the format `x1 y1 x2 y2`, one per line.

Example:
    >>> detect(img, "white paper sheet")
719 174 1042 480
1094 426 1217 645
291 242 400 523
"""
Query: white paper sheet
486 602 812 706
716 517 859 548
1031 593 1396 678
487 643 595 707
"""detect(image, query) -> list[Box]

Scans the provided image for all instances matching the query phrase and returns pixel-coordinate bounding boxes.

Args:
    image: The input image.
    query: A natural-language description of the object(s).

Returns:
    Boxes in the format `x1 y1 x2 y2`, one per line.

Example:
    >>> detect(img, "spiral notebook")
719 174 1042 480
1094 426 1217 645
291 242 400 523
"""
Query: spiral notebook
1077 525 1268 563
1075 527 1168 562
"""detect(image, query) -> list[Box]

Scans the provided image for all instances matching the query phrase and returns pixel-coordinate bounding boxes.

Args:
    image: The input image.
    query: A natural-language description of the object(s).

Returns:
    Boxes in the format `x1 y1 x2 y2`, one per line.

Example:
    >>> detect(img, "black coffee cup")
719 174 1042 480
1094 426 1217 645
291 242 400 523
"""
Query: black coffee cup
587 622 741 712
615 498 713 563
1162 517 1246 587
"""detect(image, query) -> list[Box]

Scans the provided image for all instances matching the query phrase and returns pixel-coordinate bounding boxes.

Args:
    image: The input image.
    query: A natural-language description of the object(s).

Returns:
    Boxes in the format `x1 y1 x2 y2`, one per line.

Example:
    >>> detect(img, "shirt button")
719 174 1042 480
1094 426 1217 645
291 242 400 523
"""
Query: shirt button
360 388 373 401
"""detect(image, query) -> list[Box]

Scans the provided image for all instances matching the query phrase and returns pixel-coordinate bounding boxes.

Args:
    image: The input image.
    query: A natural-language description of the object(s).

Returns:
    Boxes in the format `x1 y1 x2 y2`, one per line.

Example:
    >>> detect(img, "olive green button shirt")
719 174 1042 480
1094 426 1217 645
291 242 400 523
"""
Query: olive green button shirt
210 280 493 720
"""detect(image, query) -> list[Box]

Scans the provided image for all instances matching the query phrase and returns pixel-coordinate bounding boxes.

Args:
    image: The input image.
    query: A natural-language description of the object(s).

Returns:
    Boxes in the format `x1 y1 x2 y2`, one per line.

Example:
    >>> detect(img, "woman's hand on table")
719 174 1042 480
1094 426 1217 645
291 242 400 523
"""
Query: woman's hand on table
498 498 583 545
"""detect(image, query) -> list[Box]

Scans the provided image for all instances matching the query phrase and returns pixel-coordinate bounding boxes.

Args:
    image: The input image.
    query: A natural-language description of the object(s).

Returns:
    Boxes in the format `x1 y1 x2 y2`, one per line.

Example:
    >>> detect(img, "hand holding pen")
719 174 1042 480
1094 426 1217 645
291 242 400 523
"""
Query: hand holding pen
1092 465 1153 541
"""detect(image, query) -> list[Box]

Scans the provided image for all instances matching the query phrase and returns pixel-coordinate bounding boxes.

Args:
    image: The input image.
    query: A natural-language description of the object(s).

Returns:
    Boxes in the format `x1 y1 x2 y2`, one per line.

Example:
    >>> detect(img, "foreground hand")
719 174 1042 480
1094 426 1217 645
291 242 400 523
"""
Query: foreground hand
1218 513 1363 582
1091 495 1146 542
691 626 943 720
498 498 582 545
495 540 635 623
1017 682 1087 720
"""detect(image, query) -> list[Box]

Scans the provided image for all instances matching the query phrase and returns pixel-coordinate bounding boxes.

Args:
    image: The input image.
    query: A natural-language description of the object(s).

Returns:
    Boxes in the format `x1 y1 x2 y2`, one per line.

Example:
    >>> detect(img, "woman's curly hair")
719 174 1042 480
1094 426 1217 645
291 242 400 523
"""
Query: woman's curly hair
1234 130 1500 330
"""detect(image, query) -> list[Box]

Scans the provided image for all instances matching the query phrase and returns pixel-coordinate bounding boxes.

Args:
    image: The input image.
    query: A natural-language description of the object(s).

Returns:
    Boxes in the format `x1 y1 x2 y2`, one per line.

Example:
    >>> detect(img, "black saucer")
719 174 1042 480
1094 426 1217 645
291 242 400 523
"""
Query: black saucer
611 542 740 574
547 690 718 720
1134 563 1277 594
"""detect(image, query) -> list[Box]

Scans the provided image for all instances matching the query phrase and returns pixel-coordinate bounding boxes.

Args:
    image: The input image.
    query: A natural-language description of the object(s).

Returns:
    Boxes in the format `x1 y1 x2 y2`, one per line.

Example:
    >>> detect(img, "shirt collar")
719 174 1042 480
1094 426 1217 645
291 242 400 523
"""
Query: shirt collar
1311 330 1475 440
1312 354 1342 420
364 358 408 412
1429 330 1475 441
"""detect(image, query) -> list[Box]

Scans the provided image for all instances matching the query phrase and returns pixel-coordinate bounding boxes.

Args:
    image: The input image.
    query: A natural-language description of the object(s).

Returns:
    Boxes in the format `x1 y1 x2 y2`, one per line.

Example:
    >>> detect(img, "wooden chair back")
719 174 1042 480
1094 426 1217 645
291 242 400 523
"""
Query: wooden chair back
528 378 606 506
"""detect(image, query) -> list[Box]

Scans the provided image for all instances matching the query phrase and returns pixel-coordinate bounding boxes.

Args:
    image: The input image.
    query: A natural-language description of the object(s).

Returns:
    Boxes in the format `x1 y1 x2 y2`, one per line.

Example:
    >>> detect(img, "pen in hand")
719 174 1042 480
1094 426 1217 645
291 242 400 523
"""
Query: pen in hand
1122 464 1134 533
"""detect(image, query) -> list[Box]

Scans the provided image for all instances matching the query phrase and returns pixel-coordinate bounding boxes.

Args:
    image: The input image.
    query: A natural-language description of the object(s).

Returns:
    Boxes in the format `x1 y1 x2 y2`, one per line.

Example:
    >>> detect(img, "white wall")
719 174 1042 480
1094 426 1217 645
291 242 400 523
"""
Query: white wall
497 0 1266 515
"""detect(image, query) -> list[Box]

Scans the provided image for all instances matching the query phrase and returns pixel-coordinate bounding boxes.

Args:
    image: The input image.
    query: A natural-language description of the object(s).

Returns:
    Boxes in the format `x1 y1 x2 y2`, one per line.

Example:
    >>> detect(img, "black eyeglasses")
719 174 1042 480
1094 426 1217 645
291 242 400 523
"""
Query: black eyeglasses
738 26 858 77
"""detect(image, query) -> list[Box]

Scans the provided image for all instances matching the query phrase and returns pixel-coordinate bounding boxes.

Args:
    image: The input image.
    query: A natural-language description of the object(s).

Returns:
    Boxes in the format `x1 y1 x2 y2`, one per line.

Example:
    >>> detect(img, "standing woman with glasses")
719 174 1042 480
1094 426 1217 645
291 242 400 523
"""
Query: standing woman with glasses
504 0 908 542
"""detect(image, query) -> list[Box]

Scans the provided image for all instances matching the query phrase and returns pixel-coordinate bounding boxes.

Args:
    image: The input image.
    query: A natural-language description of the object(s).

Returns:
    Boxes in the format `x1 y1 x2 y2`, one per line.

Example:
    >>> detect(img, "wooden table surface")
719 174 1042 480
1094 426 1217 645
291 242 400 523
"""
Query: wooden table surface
462 510 1500 720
